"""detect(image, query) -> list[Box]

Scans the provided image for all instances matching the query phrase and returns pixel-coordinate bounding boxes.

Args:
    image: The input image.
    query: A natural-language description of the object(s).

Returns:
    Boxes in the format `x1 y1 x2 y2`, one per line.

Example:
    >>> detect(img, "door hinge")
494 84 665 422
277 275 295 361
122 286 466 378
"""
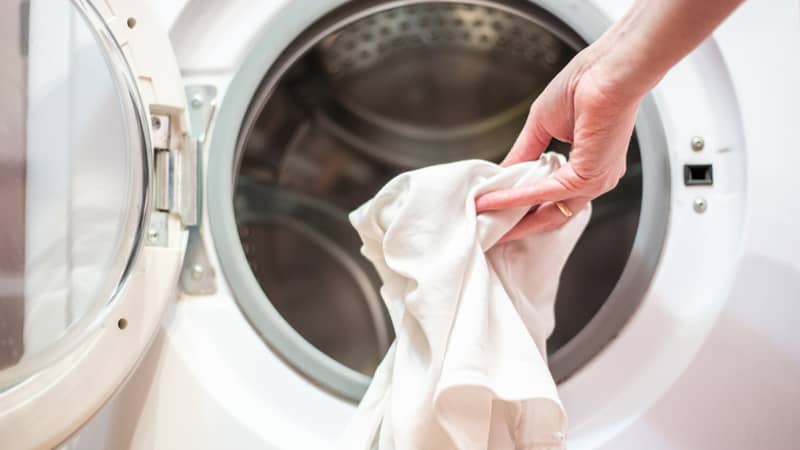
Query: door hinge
150 113 198 227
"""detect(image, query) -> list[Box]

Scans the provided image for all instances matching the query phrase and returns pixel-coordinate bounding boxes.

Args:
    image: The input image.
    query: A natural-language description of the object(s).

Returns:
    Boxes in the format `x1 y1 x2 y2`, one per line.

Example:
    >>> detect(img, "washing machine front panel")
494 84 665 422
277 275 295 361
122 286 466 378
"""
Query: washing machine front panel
203 0 670 409
197 0 751 447
205 0 746 424
67 0 780 448
0 0 192 448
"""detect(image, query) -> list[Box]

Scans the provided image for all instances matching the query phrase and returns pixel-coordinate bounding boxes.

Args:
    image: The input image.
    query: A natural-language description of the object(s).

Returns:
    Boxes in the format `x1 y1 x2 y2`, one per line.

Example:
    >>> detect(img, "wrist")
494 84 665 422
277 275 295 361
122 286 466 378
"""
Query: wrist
582 17 667 104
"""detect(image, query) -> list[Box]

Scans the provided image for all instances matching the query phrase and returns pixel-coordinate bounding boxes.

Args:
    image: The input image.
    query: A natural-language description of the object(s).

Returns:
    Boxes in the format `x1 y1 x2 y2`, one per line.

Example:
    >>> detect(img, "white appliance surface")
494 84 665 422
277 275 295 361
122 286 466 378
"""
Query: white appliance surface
57 0 799 449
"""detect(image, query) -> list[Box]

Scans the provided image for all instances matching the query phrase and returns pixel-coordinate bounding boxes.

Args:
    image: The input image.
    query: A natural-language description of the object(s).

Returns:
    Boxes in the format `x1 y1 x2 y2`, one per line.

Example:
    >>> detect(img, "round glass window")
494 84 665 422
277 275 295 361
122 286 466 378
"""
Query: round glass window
0 0 148 388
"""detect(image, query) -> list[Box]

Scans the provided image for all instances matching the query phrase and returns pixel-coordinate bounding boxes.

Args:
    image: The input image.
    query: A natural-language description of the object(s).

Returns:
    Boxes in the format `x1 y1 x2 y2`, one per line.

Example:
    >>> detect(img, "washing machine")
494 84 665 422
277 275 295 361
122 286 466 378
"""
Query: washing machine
1 0 798 449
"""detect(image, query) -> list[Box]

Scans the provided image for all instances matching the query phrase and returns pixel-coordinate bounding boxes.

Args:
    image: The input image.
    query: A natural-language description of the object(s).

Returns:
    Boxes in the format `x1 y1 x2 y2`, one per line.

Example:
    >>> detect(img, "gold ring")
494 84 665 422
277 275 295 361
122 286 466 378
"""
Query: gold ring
555 201 573 217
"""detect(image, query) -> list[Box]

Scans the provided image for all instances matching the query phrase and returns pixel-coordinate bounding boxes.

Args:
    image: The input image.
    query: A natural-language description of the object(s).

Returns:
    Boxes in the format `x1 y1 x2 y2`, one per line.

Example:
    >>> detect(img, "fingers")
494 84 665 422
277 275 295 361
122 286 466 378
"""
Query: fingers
475 163 577 213
475 178 564 212
497 197 589 244
501 101 552 167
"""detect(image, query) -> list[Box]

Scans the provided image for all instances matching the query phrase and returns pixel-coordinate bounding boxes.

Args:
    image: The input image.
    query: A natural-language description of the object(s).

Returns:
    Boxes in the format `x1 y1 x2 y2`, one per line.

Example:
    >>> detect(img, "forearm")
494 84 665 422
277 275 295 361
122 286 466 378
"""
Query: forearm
588 0 744 100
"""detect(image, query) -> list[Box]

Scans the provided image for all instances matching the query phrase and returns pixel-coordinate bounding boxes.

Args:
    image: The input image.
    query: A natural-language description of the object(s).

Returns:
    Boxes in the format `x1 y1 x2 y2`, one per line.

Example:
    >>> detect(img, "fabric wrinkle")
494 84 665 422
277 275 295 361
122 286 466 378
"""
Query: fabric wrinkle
337 154 590 450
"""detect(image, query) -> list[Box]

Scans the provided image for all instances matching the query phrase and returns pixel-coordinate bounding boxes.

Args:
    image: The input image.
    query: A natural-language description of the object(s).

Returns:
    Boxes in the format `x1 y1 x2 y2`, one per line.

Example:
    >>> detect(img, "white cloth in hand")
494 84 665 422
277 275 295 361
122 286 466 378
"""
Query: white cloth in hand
339 154 591 450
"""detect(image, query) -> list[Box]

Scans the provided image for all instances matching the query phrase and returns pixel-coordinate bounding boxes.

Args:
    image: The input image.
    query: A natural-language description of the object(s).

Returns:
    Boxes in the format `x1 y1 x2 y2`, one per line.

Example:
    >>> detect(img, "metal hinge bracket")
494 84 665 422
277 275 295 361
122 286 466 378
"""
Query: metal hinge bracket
150 112 199 227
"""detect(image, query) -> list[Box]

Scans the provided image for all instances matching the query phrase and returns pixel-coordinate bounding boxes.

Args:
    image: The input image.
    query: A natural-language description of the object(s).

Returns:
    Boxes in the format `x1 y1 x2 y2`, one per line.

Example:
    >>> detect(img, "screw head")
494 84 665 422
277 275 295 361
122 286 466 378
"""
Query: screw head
691 136 705 151
693 197 708 213
190 94 205 109
147 229 159 242
191 264 204 280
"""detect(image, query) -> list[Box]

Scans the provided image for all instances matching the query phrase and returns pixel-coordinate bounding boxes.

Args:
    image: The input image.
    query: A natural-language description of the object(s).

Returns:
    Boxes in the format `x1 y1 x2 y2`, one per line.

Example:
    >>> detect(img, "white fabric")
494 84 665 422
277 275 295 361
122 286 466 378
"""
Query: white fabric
339 153 591 450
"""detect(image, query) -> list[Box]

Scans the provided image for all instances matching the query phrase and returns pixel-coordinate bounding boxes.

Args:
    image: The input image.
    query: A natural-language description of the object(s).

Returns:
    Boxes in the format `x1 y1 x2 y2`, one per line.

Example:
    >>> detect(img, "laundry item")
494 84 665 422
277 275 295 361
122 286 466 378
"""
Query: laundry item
341 154 591 450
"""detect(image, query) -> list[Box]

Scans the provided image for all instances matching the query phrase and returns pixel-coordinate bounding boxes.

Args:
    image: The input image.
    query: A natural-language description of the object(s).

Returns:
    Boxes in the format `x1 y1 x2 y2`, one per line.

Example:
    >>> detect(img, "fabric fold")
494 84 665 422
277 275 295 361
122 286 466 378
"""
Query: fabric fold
339 153 590 450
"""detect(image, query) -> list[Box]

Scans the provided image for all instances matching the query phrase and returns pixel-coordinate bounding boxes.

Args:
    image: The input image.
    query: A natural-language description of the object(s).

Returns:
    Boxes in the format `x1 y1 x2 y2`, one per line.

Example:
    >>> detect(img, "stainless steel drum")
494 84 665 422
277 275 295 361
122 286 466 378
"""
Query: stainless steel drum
232 0 645 390
312 3 574 167
235 180 390 375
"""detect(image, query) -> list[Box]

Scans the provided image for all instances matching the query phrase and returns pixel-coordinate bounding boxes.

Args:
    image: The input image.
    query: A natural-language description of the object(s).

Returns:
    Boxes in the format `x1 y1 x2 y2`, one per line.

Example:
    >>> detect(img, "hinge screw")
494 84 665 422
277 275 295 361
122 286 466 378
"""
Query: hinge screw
693 197 708 213
190 94 205 109
691 136 705 151
147 229 159 242
191 264 205 279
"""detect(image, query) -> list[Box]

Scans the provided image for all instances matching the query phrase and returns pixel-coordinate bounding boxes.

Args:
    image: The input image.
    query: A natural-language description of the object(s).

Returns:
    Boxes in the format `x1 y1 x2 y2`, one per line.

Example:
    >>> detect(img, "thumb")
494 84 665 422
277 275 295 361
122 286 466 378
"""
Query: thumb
501 100 552 167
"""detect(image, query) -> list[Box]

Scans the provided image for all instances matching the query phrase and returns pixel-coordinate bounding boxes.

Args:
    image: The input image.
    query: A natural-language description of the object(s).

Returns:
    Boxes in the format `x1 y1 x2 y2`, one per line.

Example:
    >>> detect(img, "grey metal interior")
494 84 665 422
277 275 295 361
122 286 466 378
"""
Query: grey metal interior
228 0 663 392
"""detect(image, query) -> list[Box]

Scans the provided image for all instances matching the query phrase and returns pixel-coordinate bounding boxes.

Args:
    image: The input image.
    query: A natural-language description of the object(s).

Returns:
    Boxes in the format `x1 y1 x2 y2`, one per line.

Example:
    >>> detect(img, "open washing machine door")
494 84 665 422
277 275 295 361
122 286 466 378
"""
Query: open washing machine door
0 0 194 448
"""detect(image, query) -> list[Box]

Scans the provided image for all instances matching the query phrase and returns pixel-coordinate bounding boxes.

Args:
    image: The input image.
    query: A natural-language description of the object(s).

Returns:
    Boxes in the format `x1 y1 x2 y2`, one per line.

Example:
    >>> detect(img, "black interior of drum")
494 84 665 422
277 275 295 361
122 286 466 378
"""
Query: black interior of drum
238 220 385 375
548 141 642 353
234 1 642 377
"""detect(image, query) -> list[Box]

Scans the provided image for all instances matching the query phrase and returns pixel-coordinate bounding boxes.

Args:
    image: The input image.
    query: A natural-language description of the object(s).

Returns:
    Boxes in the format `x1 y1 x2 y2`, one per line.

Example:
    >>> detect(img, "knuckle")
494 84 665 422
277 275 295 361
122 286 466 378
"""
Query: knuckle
555 172 584 194
603 176 620 192
558 159 627 199
602 165 626 192
618 161 628 176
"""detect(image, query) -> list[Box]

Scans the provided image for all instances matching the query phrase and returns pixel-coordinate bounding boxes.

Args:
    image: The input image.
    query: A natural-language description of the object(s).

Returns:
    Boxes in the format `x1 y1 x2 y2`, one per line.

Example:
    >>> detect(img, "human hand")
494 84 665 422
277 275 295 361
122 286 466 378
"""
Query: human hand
475 43 643 243
476 0 744 243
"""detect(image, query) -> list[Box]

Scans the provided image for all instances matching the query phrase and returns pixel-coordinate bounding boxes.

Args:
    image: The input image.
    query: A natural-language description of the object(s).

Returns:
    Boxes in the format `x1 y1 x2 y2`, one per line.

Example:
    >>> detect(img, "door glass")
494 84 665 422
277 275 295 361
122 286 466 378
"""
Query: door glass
0 0 147 388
